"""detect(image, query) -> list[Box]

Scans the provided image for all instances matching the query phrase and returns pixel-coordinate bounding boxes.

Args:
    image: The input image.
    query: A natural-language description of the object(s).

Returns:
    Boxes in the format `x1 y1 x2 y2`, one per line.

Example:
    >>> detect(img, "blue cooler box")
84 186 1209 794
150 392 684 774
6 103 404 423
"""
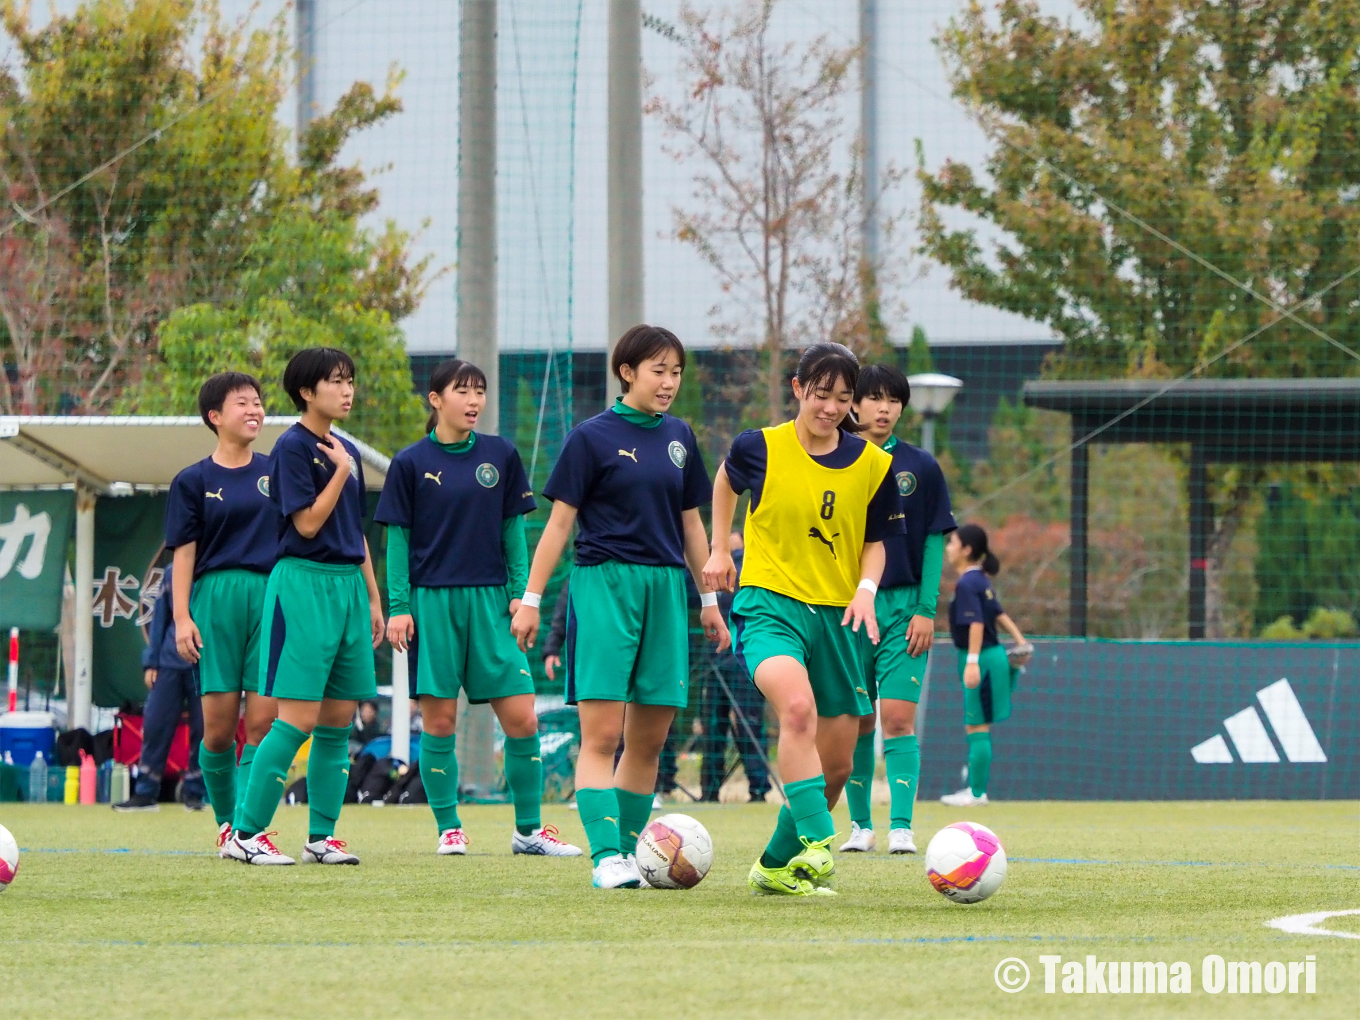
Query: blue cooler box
0 711 56 767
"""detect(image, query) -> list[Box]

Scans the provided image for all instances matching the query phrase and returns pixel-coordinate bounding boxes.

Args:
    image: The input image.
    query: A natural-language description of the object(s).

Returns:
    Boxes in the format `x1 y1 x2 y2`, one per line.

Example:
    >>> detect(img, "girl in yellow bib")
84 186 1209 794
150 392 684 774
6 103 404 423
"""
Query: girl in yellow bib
705 343 904 896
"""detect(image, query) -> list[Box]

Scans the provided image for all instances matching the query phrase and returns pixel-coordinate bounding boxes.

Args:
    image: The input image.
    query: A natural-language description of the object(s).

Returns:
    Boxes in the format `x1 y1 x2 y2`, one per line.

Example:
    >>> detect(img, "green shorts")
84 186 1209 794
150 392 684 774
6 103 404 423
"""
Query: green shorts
863 585 931 705
565 561 689 708
959 644 1013 726
260 558 377 702
191 569 268 696
410 585 535 704
730 586 870 718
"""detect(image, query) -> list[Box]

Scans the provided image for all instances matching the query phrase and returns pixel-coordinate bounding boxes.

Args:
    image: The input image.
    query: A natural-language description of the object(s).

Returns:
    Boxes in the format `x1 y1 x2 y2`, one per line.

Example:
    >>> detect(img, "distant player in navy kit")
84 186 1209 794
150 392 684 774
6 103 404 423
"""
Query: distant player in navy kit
377 358 581 858
840 365 956 855
511 325 729 890
164 373 278 855
233 348 385 866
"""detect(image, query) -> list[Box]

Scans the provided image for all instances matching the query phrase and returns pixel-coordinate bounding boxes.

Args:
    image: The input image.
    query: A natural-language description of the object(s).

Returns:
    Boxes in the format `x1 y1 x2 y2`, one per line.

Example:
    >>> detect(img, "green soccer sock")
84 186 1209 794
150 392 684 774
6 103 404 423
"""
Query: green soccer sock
759 805 803 869
306 725 352 842
503 734 542 835
232 743 257 833
786 774 835 844
198 745 238 827
575 787 621 864
420 732 462 834
239 720 308 837
615 788 654 855
884 734 920 830
967 731 992 797
845 731 876 830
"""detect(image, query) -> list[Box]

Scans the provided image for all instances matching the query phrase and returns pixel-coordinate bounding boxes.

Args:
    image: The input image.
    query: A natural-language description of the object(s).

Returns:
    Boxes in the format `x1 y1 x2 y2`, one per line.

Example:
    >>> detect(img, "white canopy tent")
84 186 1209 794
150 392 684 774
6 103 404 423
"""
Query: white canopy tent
0 415 409 758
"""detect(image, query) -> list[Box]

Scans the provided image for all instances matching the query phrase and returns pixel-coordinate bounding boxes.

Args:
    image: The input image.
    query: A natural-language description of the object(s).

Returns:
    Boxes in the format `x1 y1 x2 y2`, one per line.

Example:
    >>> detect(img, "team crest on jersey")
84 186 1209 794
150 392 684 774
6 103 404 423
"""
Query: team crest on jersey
348 455 359 480
896 470 917 496
256 476 270 497
475 462 500 488
668 440 687 469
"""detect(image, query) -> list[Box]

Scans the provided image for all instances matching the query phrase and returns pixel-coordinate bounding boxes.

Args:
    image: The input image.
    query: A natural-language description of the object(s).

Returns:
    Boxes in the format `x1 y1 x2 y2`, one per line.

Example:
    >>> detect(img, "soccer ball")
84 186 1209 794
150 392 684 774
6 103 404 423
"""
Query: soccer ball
924 821 1006 904
636 814 713 889
0 823 18 892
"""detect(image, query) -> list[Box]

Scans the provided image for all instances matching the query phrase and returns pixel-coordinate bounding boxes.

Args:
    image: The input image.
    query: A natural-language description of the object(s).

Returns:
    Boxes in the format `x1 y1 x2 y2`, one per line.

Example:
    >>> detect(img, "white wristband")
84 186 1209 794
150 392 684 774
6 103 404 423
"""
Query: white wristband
857 578 878 596
700 591 719 608
966 652 980 665
520 591 542 609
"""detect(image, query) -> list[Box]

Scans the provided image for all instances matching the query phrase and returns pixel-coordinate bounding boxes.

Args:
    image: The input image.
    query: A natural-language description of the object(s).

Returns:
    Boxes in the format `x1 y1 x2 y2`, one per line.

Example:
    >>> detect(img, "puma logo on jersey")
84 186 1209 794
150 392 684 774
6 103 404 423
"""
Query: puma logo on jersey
808 526 840 557
618 448 637 462
424 471 442 485
205 488 224 501
429 767 447 775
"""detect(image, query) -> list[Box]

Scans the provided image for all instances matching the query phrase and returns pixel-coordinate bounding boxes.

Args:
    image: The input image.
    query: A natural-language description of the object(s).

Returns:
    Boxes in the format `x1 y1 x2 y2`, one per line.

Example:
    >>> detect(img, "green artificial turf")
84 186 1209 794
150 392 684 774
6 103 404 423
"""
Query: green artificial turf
1 800 1356 1018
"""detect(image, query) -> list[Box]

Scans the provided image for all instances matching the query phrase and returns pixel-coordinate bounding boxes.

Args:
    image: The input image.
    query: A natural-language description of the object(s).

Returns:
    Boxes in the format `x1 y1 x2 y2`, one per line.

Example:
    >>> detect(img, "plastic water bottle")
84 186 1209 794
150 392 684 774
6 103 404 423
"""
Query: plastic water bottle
3 751 11 765
29 751 47 804
78 750 96 804
97 759 112 803
64 765 78 804
111 762 129 804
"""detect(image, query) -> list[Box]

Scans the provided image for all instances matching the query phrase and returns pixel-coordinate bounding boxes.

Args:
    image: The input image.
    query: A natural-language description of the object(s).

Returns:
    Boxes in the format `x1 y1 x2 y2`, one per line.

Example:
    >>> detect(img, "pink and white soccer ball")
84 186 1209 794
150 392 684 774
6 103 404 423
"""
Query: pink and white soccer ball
0 823 18 892
925 821 1006 903
636 813 713 889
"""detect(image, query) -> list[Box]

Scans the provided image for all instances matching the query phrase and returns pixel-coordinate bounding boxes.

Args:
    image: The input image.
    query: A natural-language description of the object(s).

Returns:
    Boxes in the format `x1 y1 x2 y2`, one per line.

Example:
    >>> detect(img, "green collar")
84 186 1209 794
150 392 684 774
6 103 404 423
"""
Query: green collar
428 429 476 454
611 396 664 429
882 435 899 453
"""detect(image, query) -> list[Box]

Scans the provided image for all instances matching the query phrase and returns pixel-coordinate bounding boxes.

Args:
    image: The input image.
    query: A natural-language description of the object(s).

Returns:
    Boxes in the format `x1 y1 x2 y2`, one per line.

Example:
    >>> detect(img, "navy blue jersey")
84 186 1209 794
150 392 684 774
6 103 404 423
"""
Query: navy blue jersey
543 408 711 568
375 433 536 588
164 453 277 579
950 569 1004 649
879 437 956 589
270 423 368 565
723 428 903 543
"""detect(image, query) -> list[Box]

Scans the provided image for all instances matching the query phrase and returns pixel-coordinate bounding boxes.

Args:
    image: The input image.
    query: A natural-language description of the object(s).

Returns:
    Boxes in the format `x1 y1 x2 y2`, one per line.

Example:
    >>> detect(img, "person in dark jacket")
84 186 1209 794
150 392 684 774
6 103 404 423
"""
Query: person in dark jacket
114 563 207 812
699 533 769 802
540 579 570 681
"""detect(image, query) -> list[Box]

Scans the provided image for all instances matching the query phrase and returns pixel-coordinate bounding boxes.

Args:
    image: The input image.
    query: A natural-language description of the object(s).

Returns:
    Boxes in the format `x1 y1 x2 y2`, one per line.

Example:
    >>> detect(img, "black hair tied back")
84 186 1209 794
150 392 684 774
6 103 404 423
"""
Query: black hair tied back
795 342 867 433
955 522 1001 575
426 358 488 432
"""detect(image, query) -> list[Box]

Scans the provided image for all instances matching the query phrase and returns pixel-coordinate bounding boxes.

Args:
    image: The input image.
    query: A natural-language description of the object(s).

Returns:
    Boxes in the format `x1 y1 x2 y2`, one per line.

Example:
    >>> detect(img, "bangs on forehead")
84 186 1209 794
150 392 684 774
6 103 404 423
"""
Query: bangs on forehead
802 364 856 394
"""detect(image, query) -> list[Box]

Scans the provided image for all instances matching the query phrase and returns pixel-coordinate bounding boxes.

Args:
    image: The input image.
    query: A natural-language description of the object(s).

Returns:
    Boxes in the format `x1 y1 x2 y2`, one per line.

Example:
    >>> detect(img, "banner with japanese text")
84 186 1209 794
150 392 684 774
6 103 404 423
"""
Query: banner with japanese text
92 494 168 707
0 491 75 631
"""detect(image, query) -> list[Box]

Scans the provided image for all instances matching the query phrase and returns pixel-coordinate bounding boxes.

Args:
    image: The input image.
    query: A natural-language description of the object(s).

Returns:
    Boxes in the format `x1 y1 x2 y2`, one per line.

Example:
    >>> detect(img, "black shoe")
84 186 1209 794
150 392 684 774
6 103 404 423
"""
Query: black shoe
749 792 768 803
183 795 206 812
113 793 160 812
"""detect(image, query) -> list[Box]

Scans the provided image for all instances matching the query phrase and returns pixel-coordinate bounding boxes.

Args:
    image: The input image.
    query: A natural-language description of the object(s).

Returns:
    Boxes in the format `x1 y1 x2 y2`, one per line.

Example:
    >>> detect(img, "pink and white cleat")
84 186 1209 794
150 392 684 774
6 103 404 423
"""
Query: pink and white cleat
512 824 583 857
302 836 360 865
233 831 295 865
437 828 469 856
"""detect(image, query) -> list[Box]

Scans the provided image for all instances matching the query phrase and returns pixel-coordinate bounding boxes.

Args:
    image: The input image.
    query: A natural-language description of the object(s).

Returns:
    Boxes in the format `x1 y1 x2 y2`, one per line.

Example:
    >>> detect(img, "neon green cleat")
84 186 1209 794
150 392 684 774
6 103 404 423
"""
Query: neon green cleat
748 859 833 896
788 835 837 889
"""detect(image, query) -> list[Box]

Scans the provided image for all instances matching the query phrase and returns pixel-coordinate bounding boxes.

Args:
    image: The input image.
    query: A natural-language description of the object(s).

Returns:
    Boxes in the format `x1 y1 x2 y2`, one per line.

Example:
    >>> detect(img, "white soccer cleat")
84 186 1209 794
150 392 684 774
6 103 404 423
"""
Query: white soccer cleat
437 828 469 855
888 828 918 854
939 788 989 807
216 822 235 859
839 821 876 852
652 793 664 809
233 831 295 865
591 853 642 889
512 824 583 857
302 836 360 865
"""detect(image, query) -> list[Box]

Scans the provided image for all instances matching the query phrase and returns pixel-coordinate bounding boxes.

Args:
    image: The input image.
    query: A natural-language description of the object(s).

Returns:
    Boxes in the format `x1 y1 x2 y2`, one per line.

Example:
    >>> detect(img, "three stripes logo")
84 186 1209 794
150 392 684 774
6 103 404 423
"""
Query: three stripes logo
1190 678 1327 764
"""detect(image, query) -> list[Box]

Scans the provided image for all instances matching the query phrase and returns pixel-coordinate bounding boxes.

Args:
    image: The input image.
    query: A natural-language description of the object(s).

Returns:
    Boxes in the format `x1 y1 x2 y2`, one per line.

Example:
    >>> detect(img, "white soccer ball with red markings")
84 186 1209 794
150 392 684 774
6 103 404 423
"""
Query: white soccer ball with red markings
0 823 18 892
925 821 1006 903
636 813 713 889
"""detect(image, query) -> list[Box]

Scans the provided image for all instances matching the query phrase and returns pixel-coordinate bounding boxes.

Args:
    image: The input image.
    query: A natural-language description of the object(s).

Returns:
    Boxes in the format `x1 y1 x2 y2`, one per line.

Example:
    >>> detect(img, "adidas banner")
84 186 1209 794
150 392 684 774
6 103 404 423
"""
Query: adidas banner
918 640 1358 800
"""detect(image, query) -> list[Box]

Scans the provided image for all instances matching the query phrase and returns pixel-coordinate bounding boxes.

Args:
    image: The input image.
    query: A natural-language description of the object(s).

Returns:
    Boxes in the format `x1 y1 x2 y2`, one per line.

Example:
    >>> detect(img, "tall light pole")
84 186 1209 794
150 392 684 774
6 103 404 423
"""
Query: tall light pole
607 0 644 404
859 0 879 269
907 373 962 456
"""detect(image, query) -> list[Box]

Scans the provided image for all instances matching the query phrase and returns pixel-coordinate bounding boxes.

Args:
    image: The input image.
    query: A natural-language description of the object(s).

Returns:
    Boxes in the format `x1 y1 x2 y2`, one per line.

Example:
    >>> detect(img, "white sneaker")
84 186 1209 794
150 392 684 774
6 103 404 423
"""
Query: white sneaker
302 836 360 865
216 822 235 859
652 793 664 809
437 828 469 855
839 821 876 852
591 852 642 889
888 828 918 854
940 788 989 807
512 824 583 857
233 831 295 865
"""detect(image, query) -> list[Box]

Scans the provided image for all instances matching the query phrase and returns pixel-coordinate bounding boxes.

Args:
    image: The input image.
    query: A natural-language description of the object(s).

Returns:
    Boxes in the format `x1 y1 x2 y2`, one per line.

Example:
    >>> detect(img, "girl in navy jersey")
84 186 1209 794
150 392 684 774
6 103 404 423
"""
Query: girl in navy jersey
511 325 729 890
376 358 580 858
942 523 1031 807
163 373 278 856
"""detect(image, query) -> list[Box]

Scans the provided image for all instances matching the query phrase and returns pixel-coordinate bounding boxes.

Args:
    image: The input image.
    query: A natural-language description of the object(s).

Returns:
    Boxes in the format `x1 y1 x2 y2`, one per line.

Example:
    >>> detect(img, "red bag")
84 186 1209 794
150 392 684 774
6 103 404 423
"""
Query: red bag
112 711 192 779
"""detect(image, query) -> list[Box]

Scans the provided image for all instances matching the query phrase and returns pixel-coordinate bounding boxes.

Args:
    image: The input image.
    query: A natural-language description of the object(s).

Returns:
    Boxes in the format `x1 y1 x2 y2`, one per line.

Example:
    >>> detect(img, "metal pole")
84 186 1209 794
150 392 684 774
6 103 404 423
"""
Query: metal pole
390 650 411 763
1188 443 1208 639
607 0 644 405
72 489 95 731
295 0 317 141
1069 439 1089 638
921 414 936 457
457 0 500 795
859 0 879 268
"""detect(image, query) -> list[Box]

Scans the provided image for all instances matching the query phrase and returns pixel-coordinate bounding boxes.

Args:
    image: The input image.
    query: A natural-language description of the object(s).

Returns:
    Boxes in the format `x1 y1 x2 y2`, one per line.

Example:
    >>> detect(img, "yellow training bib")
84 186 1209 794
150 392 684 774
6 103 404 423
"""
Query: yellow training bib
739 421 892 606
